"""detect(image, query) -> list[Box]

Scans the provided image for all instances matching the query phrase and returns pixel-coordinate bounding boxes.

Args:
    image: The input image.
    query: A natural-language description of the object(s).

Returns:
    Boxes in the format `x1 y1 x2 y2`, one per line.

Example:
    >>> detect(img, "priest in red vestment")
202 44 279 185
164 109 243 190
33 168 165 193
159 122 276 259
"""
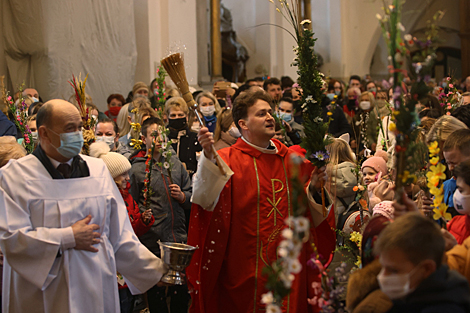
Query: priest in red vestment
187 90 336 313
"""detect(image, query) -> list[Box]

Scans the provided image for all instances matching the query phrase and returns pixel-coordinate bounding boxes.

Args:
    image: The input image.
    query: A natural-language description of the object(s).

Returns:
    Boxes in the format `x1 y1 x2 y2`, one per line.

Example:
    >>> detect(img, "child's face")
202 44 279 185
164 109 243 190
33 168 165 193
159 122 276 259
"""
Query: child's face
142 124 163 152
114 171 129 190
455 177 470 215
379 247 431 294
362 167 378 185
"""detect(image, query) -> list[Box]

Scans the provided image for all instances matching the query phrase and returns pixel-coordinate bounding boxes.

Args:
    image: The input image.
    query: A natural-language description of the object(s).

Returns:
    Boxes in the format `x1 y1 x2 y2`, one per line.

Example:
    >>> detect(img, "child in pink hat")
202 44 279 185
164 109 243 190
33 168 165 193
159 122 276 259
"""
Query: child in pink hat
361 150 388 186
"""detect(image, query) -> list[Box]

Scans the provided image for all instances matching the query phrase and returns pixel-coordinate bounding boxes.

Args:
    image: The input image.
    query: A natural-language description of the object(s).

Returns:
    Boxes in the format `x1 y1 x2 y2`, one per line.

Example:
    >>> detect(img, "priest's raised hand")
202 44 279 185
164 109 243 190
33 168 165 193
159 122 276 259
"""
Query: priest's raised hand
197 126 214 159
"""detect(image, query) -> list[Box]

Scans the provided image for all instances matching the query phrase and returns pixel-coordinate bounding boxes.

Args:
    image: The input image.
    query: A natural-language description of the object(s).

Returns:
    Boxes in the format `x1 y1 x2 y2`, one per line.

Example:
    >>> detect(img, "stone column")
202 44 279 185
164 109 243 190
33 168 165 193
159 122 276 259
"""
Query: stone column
210 0 223 79
304 0 312 30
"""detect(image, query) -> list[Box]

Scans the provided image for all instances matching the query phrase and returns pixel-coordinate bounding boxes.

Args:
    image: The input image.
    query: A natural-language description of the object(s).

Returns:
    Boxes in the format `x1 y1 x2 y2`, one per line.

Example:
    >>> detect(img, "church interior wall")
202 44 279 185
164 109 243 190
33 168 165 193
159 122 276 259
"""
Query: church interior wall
134 0 198 91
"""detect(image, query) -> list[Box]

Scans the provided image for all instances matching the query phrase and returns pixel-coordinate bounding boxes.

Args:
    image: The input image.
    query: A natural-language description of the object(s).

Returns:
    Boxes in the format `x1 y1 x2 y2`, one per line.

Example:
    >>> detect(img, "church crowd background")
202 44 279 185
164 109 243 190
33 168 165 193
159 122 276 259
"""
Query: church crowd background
2 70 470 312
2 1 470 313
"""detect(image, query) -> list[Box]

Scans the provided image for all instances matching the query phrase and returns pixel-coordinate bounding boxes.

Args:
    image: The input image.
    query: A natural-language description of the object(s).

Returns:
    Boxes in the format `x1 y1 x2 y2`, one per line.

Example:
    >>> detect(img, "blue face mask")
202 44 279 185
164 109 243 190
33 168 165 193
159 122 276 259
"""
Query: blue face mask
335 90 341 96
277 112 292 123
326 93 335 101
49 129 84 159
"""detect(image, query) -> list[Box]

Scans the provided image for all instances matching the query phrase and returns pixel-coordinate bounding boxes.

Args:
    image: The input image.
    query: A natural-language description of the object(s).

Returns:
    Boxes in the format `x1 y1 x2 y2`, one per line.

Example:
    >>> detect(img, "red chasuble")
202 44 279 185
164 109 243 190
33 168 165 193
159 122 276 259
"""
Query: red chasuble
187 139 336 313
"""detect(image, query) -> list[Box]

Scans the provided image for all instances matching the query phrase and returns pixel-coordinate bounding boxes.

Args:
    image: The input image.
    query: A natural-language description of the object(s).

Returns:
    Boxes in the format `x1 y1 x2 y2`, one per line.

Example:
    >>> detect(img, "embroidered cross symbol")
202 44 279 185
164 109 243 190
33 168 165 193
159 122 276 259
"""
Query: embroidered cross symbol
267 179 284 226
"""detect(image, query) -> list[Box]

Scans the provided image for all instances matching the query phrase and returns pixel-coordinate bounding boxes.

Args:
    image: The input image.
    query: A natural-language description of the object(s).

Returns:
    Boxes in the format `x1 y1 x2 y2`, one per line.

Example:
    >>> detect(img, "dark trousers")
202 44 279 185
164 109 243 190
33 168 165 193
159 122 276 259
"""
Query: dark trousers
147 284 190 313
118 288 135 313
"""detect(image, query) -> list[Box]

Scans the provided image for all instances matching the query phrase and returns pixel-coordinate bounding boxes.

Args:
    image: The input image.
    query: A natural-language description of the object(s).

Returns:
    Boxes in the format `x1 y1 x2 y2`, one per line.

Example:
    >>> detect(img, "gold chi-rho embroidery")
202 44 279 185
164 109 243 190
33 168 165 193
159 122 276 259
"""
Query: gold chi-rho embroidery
267 179 284 226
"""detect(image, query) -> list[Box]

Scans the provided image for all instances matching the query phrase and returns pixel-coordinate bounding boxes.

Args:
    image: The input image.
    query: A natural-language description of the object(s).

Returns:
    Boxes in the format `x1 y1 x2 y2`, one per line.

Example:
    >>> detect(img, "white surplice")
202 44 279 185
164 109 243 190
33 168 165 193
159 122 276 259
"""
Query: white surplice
0 154 167 313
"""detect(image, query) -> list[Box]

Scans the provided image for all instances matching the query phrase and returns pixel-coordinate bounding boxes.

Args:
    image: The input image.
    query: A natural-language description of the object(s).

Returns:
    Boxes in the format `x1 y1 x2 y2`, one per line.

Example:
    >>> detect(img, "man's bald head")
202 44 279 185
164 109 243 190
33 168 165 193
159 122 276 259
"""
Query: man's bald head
23 88 39 99
37 100 83 162
37 99 80 129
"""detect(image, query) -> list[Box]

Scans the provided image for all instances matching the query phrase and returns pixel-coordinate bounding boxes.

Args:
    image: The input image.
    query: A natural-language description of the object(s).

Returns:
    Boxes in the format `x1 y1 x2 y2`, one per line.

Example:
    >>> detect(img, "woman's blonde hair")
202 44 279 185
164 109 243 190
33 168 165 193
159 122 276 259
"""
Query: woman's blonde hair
117 103 130 137
425 115 468 145
195 91 222 115
116 99 152 137
327 137 356 166
214 108 234 142
0 136 27 167
359 91 376 111
166 88 181 98
137 106 158 124
164 97 189 116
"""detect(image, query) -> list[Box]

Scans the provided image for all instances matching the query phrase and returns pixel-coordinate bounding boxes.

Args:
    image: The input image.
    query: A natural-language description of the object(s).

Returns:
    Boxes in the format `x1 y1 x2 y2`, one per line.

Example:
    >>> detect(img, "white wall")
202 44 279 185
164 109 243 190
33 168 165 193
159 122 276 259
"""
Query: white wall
2 0 137 111
134 0 198 88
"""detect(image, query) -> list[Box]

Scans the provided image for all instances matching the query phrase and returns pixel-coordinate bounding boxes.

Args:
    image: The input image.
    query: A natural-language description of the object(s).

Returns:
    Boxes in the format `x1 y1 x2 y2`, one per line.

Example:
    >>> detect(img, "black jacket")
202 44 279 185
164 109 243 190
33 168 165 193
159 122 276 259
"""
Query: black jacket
388 265 470 313
321 96 352 138
168 127 202 178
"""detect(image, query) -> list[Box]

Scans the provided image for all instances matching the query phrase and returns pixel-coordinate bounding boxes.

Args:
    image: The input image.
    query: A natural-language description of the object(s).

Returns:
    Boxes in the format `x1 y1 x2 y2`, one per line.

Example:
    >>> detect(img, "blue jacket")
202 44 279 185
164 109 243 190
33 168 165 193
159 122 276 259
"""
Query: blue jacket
0 111 17 137
444 177 457 208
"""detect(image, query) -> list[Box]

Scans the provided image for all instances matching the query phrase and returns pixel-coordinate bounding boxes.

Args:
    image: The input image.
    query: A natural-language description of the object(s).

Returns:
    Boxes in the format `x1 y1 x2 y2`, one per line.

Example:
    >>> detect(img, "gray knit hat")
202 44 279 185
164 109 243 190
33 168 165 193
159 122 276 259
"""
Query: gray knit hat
89 141 131 178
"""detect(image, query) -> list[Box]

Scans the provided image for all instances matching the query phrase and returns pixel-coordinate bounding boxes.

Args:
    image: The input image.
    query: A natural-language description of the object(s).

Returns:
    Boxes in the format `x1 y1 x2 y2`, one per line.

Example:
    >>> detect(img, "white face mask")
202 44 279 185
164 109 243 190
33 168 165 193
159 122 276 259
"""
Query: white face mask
31 131 38 143
96 136 116 151
454 189 470 214
200 105 215 117
377 267 417 300
228 126 241 138
359 101 371 111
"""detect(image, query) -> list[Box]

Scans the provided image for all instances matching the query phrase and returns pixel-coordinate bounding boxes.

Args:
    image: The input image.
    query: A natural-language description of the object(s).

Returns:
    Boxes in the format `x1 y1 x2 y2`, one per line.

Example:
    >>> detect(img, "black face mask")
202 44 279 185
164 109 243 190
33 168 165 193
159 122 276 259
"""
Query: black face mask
168 117 187 130
218 99 226 108
348 99 357 110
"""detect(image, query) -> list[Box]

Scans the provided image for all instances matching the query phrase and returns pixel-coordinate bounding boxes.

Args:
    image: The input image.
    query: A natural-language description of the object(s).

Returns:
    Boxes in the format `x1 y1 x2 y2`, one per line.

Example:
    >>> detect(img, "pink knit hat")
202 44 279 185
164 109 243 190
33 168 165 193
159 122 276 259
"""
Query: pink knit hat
361 154 388 176
372 200 395 220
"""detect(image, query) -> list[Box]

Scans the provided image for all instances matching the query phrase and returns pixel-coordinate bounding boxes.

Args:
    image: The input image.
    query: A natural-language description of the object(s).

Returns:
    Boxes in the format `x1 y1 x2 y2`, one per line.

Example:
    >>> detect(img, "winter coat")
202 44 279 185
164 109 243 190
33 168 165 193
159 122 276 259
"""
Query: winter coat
129 150 192 257
346 259 393 313
284 120 304 147
444 177 457 211
446 235 470 284
214 131 237 151
388 265 470 313
323 103 352 139
120 187 154 237
448 214 470 245
327 161 357 224
0 111 17 137
168 127 202 178
115 141 132 159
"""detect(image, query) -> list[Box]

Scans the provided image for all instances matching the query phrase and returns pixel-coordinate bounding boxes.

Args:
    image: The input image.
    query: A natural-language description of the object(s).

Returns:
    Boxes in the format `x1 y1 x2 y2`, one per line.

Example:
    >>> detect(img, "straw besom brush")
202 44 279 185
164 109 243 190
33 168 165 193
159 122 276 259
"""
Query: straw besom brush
161 53 227 176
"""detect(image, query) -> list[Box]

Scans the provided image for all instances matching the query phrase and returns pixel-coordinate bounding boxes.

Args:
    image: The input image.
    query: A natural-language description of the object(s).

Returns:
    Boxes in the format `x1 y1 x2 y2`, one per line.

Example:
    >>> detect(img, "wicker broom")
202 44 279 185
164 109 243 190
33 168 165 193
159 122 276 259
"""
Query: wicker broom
161 53 227 176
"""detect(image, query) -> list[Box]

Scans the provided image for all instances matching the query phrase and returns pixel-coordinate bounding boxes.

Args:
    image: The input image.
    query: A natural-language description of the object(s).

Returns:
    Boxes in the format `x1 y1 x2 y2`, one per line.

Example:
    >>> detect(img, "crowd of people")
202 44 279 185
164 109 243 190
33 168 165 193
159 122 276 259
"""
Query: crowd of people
1 73 470 313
